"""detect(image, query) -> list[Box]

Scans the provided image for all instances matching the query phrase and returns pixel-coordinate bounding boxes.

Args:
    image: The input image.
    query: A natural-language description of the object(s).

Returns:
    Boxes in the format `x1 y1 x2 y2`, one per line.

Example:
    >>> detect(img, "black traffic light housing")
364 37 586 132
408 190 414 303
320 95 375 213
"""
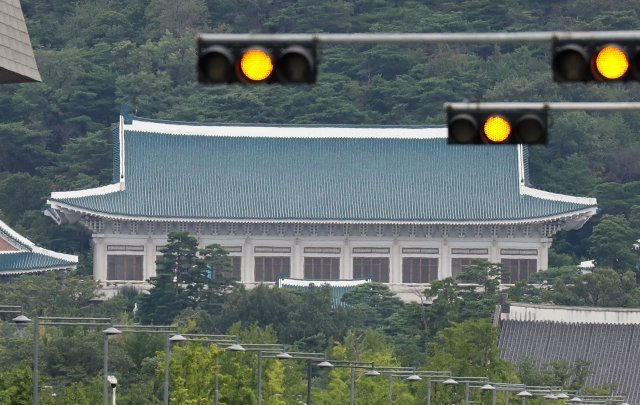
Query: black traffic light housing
552 39 640 82
197 38 318 84
447 108 548 145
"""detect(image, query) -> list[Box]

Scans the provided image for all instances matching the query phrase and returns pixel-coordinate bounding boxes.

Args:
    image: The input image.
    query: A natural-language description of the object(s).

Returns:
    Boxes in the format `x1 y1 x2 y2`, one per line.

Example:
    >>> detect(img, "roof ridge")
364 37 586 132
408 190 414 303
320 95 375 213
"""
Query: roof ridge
129 115 446 129
126 118 449 139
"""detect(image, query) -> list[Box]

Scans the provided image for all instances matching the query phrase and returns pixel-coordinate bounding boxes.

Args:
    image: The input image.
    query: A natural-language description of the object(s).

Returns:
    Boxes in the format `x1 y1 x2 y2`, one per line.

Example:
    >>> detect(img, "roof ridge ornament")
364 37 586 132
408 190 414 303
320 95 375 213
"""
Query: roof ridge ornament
120 105 134 125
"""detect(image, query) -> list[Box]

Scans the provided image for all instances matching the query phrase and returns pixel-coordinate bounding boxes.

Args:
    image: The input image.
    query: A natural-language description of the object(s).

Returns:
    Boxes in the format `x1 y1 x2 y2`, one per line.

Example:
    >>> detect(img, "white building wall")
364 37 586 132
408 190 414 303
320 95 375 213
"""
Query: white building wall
503 303 640 324
92 221 556 298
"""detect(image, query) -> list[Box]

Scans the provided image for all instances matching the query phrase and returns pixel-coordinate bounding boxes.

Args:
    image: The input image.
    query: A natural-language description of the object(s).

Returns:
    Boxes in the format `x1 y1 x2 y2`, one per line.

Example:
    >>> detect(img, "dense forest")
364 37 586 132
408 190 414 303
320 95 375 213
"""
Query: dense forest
1 0 640 403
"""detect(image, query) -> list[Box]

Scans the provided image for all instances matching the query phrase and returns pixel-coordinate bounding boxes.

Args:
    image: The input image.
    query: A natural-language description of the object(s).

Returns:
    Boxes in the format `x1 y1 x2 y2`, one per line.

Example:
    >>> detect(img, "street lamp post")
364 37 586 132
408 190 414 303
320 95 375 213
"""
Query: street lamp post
436 376 488 405
411 371 451 405
103 327 122 405
316 359 375 405
15 315 113 405
218 342 285 405
109 324 178 405
167 333 245 405
486 383 526 405
365 366 416 405
260 351 326 405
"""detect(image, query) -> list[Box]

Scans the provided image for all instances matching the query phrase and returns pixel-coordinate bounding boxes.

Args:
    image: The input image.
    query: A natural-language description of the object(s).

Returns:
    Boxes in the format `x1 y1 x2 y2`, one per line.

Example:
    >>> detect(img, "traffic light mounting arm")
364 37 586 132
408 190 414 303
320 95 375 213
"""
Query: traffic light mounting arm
198 31 640 45
444 102 640 111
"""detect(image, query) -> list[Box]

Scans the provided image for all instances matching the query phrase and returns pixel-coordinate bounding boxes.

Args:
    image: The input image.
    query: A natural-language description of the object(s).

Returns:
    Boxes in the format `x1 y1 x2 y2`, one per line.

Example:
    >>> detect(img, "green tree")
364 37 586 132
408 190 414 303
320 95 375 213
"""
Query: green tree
138 232 234 324
0 123 51 174
589 215 636 272
0 365 32 405
0 173 50 224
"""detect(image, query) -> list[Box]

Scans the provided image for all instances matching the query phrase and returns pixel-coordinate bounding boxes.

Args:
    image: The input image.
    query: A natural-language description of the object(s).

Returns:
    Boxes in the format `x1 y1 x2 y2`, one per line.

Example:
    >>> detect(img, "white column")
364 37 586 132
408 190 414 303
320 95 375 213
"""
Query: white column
539 239 551 271
489 240 500 263
439 240 450 279
291 238 303 278
390 240 402 284
342 238 352 279
145 237 156 279
93 237 107 282
243 237 254 283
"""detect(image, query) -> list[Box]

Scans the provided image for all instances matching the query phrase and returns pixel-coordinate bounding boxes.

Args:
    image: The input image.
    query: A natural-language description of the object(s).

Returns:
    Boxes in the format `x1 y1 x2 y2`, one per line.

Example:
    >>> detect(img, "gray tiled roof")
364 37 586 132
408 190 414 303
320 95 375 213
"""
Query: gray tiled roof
0 0 41 83
499 320 640 402
49 116 596 223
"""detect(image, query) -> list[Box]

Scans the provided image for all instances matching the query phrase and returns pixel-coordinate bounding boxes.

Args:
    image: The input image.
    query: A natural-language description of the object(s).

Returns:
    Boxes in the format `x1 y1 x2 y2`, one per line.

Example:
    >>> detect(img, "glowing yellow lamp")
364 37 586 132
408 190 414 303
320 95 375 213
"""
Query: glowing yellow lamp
483 115 511 143
240 48 274 82
594 45 629 80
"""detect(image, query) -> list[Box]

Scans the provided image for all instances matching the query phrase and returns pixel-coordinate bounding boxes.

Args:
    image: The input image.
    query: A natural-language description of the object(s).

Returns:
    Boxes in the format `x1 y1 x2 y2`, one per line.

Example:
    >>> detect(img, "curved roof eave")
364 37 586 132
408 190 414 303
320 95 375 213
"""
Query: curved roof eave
46 199 597 227
0 266 76 276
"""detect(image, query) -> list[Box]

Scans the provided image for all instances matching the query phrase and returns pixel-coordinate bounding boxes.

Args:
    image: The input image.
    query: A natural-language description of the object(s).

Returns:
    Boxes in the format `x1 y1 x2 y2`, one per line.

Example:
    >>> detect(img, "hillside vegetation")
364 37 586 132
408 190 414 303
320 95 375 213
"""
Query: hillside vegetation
1 0 640 270
1 1 640 403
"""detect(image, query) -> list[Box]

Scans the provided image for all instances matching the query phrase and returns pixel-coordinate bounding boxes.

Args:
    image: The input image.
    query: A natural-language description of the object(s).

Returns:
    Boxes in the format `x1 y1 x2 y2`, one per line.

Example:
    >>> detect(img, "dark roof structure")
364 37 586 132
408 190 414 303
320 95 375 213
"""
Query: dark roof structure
499 310 640 402
0 0 41 83
0 218 77 275
47 114 597 226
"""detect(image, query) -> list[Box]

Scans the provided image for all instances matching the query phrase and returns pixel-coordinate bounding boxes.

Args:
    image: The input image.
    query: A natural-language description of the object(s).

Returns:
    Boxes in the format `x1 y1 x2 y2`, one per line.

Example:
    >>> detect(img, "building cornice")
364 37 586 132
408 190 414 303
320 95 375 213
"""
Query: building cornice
47 200 596 228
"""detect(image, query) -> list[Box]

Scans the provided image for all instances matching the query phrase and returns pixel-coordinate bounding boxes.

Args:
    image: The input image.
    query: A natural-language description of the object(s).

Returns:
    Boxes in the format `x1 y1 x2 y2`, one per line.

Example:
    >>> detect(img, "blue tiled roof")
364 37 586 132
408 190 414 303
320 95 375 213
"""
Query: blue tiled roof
278 278 370 306
0 251 77 274
0 219 78 274
49 117 596 223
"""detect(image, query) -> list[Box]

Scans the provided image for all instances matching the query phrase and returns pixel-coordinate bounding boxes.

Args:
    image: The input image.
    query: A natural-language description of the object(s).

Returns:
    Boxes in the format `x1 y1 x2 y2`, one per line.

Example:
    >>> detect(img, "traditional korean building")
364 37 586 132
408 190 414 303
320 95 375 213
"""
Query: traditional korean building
499 303 640 402
0 218 77 275
45 112 597 299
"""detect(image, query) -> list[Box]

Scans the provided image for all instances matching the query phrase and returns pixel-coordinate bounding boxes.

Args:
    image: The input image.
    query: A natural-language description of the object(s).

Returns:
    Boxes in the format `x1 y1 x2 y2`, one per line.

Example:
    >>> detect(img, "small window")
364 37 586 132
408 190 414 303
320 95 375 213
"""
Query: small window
107 255 143 280
402 258 438 283
231 257 241 280
254 257 290 282
501 259 538 283
208 256 242 281
353 257 389 283
304 257 340 280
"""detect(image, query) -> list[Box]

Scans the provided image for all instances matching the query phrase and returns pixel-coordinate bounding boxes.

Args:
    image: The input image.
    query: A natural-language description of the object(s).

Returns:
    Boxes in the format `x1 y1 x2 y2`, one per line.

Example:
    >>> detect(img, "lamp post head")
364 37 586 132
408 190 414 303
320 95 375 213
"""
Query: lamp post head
227 343 246 352
169 334 187 342
443 378 458 385
103 327 122 336
365 370 381 377
517 391 533 397
406 374 422 381
481 384 495 391
12 315 31 330
317 361 334 368
568 397 583 403
276 352 293 359
556 393 570 399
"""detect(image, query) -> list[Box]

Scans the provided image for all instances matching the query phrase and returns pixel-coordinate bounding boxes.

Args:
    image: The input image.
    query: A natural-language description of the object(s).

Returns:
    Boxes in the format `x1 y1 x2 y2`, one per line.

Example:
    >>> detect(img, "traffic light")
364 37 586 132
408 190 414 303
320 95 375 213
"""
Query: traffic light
447 108 548 145
197 38 317 84
552 40 640 82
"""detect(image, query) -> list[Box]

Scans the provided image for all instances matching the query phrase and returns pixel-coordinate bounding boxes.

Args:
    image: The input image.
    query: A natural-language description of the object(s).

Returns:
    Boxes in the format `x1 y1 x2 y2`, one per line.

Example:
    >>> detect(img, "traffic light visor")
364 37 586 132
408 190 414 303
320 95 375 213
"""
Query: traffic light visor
593 45 629 80
276 46 316 83
483 115 511 143
553 44 589 81
514 114 547 144
198 46 234 83
239 48 274 82
448 114 478 144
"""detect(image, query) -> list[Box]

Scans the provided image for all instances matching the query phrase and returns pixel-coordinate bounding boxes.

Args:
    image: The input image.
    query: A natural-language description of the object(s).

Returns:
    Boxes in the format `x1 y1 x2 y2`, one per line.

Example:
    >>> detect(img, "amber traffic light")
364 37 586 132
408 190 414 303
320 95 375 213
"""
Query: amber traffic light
197 39 317 84
552 40 640 82
448 109 548 145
